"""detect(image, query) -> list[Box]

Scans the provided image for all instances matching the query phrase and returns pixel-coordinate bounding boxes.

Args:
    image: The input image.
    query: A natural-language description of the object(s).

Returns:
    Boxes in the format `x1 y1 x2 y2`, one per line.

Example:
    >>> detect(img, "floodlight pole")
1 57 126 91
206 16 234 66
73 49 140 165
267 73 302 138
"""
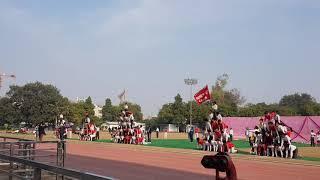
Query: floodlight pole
184 78 198 126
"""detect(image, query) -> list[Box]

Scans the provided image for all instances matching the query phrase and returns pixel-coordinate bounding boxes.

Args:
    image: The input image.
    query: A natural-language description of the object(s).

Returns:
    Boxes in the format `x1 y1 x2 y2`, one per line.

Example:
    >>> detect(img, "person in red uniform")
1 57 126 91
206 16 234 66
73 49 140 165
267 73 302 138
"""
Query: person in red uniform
264 111 272 122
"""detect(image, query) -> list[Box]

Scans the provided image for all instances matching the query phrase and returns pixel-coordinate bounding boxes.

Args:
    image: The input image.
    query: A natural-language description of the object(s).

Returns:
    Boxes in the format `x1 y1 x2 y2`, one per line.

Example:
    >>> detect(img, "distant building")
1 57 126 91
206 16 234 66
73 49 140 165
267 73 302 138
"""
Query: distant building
94 104 102 118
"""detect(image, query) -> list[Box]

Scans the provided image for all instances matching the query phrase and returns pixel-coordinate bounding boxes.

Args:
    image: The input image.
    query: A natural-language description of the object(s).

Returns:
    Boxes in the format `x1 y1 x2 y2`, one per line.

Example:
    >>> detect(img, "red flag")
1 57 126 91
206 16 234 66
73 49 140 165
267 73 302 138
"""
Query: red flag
194 85 211 105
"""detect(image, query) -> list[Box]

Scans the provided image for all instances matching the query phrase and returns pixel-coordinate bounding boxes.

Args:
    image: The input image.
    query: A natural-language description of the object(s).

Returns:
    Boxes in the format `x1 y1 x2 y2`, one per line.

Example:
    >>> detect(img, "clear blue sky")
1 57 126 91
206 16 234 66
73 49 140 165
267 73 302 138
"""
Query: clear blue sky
0 0 319 117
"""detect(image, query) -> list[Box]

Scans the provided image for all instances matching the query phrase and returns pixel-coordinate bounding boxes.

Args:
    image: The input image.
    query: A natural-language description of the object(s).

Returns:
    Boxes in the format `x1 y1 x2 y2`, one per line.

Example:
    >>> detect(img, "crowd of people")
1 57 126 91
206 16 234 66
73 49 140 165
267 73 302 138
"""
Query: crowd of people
197 102 238 154
247 111 298 159
110 103 152 145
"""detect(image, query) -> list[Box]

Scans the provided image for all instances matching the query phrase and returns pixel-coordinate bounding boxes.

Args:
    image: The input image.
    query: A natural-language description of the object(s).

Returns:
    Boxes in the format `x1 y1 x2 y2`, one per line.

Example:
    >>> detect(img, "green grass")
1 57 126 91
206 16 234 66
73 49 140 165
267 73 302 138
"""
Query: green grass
96 139 112 143
300 156 320 162
145 139 198 150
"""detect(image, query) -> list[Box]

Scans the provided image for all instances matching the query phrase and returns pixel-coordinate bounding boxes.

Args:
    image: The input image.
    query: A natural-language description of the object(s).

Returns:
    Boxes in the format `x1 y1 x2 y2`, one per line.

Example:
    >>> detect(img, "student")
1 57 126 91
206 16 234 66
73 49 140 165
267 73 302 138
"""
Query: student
317 131 320 147
189 127 194 142
216 112 223 121
311 130 316 147
229 128 234 141
38 122 46 142
289 144 298 159
274 111 281 124
156 127 160 138
245 128 250 141
195 127 200 144
212 101 218 111
59 121 67 141
249 132 256 155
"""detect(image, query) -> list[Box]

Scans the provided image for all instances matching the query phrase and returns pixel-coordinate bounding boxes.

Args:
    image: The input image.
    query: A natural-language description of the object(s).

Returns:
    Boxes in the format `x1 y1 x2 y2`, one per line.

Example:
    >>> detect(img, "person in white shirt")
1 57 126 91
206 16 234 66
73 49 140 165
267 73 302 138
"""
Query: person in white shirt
205 119 213 134
217 112 223 121
212 101 218 111
245 128 250 141
274 112 281 124
156 127 160 138
317 131 320 147
229 128 234 141
208 111 214 121
311 130 316 147
289 144 297 159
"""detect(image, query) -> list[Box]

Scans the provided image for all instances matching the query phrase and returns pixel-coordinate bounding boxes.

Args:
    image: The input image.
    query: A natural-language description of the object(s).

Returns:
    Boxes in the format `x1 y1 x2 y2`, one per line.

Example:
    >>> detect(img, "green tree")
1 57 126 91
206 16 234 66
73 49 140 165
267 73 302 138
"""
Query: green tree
158 94 188 130
279 93 319 115
102 98 118 122
5 82 66 126
0 97 22 126
84 96 95 116
210 74 245 116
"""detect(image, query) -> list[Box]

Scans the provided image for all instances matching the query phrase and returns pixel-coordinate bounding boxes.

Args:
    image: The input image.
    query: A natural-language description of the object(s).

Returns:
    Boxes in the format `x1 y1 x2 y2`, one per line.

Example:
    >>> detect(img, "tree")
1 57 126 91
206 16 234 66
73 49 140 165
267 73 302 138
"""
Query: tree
84 96 95 116
5 82 66 126
102 98 118 122
158 94 188 130
0 97 22 126
279 93 319 115
211 74 245 116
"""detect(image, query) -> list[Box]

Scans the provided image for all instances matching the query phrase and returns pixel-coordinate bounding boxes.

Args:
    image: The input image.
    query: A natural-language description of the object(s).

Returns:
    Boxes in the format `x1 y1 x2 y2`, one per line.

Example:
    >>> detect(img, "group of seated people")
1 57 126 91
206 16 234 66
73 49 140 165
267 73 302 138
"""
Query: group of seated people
198 109 237 154
111 125 145 144
248 111 298 159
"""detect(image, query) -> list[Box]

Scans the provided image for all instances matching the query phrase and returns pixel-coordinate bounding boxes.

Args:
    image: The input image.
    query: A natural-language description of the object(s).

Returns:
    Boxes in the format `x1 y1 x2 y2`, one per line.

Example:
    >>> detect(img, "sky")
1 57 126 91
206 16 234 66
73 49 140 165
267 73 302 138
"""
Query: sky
0 0 319 117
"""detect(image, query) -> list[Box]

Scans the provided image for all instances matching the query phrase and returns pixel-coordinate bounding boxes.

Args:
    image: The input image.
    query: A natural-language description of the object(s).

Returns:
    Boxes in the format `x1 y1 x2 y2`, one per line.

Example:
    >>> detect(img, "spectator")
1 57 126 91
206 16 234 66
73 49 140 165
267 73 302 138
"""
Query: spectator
229 128 234 141
195 127 200 144
38 122 46 142
189 127 194 142
156 127 160 138
59 121 67 141
311 130 316 147
317 131 320 147
164 129 168 139
147 127 152 142
245 128 249 141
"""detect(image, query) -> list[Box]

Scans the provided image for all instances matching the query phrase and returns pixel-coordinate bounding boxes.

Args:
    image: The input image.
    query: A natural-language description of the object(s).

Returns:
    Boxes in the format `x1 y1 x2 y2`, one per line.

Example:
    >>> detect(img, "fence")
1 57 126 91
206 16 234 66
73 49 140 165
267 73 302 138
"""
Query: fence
0 136 113 180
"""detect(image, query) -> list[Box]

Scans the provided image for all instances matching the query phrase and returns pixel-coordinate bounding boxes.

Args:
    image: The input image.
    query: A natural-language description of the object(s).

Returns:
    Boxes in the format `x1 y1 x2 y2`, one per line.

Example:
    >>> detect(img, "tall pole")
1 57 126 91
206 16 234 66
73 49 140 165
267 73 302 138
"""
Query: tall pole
189 84 193 126
184 78 198 126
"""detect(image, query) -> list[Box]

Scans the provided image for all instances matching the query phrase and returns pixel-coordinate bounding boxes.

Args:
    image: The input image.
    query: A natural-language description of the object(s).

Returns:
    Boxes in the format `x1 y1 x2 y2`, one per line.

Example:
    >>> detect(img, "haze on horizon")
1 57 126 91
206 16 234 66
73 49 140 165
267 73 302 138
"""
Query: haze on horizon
0 0 319 116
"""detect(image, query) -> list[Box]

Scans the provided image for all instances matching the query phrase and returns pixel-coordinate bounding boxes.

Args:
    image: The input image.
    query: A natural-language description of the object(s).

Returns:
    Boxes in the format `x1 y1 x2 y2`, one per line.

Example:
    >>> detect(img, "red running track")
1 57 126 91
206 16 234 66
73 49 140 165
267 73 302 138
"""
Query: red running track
63 142 320 180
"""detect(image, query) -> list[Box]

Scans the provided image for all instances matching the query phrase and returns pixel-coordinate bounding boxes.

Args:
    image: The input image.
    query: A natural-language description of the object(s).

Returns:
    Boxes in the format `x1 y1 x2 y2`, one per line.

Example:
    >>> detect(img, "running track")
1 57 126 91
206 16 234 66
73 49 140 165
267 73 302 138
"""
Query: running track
63 142 320 180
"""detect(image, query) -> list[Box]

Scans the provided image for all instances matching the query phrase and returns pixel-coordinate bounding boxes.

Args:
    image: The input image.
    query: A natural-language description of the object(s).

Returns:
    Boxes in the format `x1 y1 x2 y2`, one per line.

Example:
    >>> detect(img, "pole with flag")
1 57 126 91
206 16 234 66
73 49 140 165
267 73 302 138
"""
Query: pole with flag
118 89 126 103
194 85 211 105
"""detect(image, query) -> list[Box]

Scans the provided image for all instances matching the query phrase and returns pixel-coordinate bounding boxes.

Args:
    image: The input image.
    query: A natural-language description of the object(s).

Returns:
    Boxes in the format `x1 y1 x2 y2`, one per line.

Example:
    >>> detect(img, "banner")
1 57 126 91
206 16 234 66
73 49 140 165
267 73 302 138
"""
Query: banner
194 85 211 105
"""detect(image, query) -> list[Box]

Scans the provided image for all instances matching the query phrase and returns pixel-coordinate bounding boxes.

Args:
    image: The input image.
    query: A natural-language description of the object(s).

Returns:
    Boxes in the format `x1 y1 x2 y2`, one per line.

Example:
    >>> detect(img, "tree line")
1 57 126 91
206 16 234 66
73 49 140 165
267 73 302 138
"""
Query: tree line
1 77 319 129
0 82 143 128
